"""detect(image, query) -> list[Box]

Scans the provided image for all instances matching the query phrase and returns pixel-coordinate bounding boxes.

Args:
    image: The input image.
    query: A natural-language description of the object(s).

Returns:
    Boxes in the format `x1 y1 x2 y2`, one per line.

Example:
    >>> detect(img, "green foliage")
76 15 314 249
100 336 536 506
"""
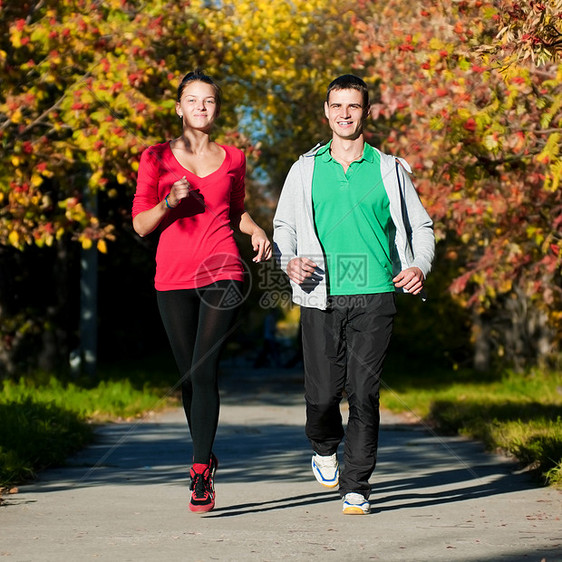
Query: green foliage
433 405 562 487
493 419 562 487
0 398 92 486
383 366 562 487
1 376 174 421
0 369 179 487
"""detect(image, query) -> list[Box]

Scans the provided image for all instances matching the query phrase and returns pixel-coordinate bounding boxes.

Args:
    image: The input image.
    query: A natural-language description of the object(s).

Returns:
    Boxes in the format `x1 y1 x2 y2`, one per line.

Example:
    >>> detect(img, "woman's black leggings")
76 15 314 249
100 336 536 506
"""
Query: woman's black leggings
157 280 243 464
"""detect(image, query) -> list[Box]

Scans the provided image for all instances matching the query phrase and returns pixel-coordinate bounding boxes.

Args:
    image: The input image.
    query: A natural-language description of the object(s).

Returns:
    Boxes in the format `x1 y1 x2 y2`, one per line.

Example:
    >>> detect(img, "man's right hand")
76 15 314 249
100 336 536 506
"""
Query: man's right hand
287 257 318 285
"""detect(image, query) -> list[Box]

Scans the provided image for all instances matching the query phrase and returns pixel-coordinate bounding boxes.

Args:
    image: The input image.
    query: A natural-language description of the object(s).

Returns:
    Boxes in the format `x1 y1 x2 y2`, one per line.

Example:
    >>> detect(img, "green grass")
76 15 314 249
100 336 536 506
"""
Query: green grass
0 357 180 488
0 398 93 486
382 363 562 487
2 377 173 422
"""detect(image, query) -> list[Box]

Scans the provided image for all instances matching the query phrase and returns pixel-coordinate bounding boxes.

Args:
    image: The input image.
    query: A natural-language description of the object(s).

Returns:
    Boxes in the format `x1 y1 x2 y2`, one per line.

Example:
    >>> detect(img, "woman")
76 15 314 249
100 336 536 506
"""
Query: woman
132 70 271 513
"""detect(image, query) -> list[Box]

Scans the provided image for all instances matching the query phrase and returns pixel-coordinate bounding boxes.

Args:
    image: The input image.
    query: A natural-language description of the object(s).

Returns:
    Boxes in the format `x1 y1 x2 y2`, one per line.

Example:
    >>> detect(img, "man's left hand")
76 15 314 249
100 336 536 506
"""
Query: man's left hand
393 267 424 295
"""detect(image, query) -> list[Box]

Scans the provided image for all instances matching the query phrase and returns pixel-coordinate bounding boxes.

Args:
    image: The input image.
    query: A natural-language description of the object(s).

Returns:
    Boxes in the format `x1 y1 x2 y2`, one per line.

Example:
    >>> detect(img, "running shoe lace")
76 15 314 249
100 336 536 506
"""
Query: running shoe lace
191 471 210 499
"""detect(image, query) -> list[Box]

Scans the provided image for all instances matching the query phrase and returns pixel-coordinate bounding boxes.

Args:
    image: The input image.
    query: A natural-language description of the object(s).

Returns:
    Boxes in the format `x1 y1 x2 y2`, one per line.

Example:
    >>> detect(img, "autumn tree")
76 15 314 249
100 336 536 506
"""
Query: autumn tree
0 0 360 374
479 0 562 65
353 0 562 369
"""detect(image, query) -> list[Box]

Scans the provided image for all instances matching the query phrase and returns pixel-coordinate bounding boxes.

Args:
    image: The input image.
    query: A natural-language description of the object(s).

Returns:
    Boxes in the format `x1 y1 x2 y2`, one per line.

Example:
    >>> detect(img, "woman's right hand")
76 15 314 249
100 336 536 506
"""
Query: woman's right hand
167 176 191 207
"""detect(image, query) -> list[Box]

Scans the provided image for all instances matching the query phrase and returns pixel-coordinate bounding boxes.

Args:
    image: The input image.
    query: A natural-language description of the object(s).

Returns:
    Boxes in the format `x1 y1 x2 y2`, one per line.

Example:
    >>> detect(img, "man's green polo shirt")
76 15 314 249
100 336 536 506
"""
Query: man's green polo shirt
312 141 395 295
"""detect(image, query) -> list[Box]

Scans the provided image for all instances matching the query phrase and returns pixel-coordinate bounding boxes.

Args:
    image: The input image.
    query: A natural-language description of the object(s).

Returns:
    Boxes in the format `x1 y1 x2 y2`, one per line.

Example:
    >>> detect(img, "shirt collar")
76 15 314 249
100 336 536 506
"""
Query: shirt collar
316 141 332 162
316 140 375 164
362 143 375 163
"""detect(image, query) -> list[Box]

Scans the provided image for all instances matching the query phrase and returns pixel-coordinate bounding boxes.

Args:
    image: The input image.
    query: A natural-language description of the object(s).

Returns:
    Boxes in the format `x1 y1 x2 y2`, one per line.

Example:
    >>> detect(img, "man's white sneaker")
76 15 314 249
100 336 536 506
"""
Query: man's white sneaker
342 493 370 515
311 453 339 488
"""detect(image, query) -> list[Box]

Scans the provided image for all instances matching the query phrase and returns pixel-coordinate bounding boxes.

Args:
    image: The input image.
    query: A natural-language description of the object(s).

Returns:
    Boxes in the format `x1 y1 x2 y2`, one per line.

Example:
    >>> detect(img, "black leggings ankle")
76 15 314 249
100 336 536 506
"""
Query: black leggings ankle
157 280 243 463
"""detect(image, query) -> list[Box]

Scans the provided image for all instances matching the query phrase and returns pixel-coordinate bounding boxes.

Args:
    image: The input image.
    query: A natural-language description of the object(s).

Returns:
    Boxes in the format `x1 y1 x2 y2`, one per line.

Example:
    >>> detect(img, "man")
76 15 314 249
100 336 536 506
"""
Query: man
273 75 435 515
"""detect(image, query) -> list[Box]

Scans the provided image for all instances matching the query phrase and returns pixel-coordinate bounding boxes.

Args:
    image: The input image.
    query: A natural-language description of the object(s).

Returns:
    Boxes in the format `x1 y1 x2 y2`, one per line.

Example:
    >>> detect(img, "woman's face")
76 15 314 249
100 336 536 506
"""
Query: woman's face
176 81 219 131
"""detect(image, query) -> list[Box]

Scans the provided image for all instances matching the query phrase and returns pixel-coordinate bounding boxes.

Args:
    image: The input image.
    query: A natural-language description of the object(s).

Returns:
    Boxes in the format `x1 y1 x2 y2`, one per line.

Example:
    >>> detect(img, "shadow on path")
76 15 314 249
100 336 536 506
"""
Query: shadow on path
12 365 543 521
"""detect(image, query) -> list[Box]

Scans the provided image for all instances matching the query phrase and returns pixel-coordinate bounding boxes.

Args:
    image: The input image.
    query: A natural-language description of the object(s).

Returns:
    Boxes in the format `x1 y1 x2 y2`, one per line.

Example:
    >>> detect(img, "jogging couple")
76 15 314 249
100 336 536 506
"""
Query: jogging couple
133 71 435 514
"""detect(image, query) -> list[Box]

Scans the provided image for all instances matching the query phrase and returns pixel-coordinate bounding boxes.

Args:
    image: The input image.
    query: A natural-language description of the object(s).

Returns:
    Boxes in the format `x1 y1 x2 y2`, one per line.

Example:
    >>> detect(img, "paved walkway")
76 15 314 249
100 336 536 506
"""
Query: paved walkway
1 367 561 561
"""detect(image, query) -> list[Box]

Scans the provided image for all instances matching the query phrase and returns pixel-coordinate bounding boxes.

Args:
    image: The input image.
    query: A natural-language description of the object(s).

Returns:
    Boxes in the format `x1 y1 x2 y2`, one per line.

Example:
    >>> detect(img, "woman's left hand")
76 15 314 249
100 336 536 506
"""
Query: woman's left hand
251 228 272 263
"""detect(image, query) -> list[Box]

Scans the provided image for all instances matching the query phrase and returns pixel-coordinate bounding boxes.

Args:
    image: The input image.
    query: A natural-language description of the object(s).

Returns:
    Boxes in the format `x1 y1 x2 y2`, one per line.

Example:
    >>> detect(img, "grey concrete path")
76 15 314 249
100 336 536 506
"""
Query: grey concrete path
1 366 561 561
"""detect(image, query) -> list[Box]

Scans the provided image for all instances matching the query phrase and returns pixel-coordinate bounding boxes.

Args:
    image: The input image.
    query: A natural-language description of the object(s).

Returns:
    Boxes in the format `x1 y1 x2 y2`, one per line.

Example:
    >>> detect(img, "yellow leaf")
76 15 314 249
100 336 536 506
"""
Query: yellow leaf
498 278 512 293
9 231 19 246
81 237 93 250
116 172 127 184
11 109 23 124
10 31 22 49
483 135 499 151
88 170 103 188
97 239 108 253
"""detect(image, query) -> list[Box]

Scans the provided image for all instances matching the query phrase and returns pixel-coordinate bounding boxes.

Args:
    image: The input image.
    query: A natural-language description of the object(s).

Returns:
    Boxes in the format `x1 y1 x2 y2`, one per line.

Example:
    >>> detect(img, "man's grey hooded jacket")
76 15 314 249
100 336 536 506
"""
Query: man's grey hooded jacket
273 143 435 310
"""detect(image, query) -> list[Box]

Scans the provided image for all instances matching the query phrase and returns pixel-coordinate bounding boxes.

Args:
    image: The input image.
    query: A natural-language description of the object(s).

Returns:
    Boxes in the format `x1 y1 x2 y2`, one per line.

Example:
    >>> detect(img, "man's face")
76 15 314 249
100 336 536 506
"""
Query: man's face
324 88 367 141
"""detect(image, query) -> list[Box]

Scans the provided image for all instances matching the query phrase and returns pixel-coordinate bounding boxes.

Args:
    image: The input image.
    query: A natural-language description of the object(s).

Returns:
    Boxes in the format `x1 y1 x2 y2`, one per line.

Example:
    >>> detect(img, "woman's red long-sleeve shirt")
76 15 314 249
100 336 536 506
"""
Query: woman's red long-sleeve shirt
132 142 246 291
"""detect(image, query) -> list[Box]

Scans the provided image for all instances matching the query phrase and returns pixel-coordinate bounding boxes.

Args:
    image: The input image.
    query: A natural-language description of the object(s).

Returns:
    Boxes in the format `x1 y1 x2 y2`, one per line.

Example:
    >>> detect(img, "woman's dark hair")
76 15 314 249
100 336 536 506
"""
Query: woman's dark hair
176 70 222 112
326 74 369 108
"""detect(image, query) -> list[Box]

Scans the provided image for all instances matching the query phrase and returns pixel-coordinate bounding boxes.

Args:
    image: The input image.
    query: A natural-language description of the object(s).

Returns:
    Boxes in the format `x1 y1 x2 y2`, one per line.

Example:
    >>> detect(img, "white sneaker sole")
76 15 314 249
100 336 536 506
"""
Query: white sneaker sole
342 505 370 515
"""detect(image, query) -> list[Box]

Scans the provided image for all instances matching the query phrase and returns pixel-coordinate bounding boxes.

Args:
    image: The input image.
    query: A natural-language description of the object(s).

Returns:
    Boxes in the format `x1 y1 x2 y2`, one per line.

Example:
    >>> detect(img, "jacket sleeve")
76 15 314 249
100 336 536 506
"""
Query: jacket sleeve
397 161 435 278
273 161 300 273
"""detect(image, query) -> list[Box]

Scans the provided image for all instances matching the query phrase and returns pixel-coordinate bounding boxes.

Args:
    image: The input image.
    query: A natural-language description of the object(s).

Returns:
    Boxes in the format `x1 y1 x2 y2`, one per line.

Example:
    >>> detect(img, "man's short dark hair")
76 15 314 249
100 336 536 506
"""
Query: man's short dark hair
326 74 369 108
